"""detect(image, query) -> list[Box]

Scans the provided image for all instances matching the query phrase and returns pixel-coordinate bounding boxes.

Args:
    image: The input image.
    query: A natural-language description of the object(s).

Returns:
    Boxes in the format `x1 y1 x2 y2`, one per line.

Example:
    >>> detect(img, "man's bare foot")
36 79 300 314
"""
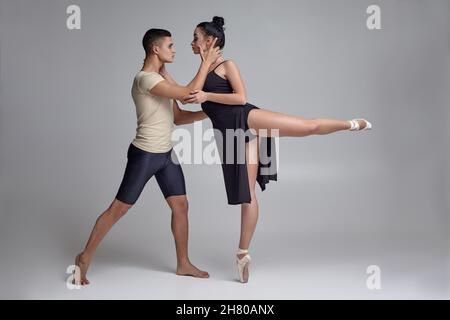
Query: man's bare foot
74 252 91 285
176 261 209 278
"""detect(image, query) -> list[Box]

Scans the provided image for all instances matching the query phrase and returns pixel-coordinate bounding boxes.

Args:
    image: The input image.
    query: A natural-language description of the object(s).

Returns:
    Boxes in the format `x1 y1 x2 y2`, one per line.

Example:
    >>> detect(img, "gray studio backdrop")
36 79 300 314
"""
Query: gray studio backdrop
0 0 449 299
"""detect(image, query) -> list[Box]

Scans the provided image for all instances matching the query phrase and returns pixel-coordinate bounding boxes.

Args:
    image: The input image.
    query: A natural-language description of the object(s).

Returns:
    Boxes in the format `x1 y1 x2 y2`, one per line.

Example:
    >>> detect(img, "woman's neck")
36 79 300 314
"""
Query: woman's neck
209 56 225 70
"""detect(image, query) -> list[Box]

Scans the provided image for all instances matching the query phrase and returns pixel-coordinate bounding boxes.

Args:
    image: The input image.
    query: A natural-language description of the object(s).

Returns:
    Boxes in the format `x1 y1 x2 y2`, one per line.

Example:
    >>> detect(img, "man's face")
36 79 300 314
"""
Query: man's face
154 36 176 63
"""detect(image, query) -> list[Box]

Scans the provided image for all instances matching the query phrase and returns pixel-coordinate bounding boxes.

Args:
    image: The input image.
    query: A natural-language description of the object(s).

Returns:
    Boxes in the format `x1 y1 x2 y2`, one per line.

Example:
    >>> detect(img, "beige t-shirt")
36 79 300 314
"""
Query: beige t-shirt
131 71 174 153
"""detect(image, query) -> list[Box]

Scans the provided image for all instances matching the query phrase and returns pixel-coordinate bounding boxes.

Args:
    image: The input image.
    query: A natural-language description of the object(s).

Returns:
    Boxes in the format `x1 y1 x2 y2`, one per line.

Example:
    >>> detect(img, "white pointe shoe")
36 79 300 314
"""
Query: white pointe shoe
349 118 372 131
236 248 251 283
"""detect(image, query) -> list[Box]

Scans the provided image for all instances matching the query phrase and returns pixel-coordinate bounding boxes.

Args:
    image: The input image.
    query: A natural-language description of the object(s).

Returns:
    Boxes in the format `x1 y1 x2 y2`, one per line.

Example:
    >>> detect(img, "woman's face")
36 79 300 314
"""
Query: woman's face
191 27 210 55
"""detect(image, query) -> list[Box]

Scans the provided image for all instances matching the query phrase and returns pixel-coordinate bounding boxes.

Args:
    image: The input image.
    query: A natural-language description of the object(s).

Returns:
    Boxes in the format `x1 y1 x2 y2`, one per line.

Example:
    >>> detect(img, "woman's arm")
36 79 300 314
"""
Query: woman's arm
149 38 220 100
205 92 246 105
183 60 247 105
185 38 220 90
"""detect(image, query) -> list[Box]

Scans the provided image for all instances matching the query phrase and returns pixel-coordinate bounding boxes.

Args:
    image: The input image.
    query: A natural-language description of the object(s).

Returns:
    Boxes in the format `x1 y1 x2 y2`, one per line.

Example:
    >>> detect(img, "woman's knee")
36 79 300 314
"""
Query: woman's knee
249 189 258 203
241 191 258 211
303 119 319 135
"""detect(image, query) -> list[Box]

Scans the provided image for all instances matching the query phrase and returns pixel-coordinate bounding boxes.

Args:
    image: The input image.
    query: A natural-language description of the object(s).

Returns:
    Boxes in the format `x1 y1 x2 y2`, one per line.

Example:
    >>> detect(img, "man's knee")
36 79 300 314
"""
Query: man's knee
109 198 133 219
171 197 189 215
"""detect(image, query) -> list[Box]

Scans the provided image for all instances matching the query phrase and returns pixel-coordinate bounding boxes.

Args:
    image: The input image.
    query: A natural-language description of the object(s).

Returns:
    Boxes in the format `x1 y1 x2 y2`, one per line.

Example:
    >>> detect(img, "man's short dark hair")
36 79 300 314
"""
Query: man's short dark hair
142 28 171 55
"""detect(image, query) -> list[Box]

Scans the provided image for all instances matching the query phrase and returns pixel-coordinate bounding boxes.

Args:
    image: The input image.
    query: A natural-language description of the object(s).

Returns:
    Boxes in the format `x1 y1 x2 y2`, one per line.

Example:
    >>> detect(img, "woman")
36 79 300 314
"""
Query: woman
184 16 372 283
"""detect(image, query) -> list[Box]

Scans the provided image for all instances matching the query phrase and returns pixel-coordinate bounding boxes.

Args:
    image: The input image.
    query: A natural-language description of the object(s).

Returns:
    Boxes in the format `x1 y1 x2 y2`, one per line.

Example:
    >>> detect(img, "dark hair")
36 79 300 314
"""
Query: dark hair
142 28 171 55
197 16 225 49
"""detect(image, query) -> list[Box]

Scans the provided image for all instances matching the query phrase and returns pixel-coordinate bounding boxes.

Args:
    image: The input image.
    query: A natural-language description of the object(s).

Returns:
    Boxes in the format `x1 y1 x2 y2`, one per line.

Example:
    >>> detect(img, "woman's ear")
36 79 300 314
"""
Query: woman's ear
205 36 214 46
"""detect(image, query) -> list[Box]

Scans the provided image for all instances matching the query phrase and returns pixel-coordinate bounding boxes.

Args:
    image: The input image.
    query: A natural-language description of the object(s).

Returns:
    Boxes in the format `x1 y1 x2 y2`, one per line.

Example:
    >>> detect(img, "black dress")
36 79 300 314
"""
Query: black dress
201 61 278 205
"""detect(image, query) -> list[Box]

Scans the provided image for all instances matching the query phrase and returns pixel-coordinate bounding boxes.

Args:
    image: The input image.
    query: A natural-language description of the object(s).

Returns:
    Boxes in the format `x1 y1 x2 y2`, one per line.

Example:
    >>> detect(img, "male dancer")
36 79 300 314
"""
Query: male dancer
74 29 220 285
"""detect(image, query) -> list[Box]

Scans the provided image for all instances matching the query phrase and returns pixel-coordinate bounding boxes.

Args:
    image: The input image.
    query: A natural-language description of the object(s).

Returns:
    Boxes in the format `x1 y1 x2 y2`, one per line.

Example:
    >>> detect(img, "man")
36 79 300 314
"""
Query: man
74 29 220 285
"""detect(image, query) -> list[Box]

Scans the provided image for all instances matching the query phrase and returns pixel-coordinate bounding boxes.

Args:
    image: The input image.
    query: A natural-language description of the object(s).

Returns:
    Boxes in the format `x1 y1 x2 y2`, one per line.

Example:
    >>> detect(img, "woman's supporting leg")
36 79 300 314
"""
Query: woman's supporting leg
165 195 209 278
239 137 259 252
75 198 133 285
236 137 259 282
248 108 367 137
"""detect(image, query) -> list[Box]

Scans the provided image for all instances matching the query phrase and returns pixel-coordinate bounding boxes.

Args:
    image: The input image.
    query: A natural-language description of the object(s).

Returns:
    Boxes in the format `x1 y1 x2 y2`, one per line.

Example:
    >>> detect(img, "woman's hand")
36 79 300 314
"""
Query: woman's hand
199 38 221 65
183 90 209 104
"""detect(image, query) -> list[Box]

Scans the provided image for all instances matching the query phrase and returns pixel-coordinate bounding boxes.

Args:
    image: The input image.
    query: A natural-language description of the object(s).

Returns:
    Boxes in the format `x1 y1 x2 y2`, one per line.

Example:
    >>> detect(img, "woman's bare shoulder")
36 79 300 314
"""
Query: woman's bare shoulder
223 59 238 68
222 59 241 75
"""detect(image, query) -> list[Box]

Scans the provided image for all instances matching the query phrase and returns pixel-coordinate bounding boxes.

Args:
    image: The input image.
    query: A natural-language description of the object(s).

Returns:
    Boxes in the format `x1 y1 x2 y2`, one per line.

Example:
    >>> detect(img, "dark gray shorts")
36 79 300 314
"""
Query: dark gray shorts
115 143 186 205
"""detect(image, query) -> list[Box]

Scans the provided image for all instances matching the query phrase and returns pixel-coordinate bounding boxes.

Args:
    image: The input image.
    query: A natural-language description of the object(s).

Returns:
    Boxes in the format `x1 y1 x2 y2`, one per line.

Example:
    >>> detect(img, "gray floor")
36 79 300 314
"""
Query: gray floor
1 231 448 300
1 163 448 299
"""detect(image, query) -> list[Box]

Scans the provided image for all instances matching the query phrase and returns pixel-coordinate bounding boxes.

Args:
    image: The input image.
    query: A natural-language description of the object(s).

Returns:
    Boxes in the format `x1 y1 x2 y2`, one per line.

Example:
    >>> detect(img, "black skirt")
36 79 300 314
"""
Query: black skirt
202 102 278 205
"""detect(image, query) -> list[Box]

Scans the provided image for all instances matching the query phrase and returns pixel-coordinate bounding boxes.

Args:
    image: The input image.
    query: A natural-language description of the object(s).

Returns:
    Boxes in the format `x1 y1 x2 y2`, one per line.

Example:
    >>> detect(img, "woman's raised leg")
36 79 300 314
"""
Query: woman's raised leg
248 108 368 137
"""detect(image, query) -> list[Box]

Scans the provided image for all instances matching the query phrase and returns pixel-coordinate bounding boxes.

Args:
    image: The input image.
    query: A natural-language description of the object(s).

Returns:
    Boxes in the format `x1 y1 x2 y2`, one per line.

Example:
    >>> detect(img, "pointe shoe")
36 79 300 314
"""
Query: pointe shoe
349 118 372 131
236 248 251 283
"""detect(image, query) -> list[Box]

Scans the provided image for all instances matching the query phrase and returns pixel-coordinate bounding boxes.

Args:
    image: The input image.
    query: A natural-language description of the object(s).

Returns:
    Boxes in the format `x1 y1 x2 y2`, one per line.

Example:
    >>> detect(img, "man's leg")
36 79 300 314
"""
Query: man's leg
165 195 209 278
75 198 133 285
156 150 209 278
74 143 157 285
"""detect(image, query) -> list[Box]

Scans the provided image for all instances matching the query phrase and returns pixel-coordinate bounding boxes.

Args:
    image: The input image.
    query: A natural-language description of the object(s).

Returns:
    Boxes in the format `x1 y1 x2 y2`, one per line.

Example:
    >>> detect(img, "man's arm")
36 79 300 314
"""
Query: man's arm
159 66 190 105
150 38 220 101
173 100 207 125
159 65 189 104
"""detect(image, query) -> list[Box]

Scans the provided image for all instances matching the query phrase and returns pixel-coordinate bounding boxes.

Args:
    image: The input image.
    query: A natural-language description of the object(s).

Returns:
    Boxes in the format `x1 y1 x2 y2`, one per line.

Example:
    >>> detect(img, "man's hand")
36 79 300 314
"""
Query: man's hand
173 100 208 125
183 90 208 104
199 37 221 65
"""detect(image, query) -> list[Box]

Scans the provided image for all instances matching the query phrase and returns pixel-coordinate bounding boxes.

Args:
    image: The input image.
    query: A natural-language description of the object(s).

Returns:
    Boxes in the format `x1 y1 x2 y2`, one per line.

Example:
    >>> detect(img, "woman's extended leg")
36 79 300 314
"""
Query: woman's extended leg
248 108 368 137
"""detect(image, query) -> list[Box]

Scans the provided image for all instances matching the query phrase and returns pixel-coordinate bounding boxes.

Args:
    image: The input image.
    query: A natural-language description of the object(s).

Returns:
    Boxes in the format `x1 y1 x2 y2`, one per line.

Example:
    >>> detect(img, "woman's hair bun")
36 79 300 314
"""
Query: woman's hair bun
212 16 225 29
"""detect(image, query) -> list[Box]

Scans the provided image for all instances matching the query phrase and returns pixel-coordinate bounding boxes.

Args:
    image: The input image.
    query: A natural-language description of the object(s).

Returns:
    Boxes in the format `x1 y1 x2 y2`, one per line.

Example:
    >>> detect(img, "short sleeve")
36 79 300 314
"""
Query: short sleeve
138 72 165 94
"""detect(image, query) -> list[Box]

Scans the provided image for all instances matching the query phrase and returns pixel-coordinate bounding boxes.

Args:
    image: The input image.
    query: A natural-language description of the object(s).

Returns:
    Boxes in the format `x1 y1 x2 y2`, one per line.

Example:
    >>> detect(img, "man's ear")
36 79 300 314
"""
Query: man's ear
150 40 161 55
152 44 159 55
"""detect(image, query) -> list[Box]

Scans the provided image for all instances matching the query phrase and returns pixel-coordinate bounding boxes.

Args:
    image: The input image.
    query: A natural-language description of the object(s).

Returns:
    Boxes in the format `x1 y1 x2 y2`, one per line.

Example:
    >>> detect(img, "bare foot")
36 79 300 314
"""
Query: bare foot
176 261 209 278
74 253 91 285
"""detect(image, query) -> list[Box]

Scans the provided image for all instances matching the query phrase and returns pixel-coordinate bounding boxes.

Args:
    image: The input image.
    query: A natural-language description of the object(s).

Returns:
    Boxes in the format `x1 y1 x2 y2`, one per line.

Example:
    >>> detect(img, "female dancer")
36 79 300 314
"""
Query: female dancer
184 16 372 283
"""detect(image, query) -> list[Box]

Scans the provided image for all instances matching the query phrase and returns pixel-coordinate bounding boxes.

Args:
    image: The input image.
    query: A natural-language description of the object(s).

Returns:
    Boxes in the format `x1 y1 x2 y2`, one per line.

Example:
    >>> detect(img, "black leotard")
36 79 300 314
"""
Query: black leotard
201 61 277 205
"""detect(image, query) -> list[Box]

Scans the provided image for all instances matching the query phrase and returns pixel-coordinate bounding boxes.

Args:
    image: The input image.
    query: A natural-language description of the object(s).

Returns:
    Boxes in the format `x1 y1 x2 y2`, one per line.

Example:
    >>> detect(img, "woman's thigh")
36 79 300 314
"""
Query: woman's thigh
247 108 314 137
